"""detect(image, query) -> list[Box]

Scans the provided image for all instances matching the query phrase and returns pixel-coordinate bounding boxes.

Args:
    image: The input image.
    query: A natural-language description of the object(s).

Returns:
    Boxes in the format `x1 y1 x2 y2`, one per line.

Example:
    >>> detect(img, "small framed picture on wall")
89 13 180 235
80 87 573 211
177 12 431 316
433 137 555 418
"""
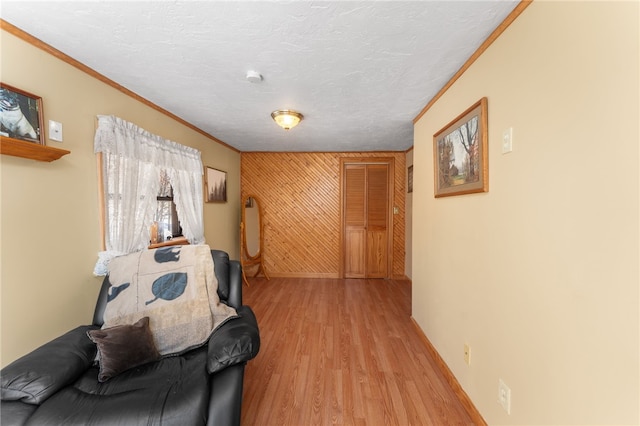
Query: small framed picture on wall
204 166 227 203
0 83 45 145
433 97 488 197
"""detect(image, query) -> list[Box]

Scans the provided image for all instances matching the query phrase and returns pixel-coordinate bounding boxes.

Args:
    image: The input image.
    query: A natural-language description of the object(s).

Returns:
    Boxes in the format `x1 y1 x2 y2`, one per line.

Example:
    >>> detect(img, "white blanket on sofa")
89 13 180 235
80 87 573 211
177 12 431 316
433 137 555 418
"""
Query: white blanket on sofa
103 244 237 356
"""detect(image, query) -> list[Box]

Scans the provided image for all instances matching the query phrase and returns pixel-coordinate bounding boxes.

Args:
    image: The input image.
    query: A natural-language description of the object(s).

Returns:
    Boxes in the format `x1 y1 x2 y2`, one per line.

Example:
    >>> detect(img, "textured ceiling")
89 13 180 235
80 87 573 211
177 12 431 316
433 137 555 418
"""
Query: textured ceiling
1 1 518 152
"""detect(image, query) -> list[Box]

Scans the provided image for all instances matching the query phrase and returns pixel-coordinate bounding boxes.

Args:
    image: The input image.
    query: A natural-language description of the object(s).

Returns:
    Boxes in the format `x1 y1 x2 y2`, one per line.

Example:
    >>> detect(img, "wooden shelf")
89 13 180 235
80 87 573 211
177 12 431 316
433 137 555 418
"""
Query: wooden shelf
148 236 189 249
1 137 70 162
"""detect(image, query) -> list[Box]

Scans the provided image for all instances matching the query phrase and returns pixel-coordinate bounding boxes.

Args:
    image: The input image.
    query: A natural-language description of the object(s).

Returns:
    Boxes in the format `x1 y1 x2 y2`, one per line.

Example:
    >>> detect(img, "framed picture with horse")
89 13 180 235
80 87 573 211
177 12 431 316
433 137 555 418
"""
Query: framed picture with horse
0 83 45 146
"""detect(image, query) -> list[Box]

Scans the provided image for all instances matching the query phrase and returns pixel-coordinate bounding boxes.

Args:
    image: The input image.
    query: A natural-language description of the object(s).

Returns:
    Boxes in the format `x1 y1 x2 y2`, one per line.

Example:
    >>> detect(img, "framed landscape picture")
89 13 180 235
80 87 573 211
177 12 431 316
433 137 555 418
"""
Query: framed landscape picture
0 83 45 145
433 97 488 197
205 166 227 203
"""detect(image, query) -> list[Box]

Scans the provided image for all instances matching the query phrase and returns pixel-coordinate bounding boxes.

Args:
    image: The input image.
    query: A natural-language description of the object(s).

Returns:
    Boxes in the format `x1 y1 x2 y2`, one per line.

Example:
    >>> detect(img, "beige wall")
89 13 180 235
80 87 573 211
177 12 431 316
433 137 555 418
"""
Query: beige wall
1 29 241 366
412 2 639 425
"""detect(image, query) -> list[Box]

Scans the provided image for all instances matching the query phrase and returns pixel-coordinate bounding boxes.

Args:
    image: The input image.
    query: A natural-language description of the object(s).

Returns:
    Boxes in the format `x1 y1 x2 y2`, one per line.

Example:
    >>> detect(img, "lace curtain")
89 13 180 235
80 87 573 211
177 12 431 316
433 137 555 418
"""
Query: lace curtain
93 115 205 275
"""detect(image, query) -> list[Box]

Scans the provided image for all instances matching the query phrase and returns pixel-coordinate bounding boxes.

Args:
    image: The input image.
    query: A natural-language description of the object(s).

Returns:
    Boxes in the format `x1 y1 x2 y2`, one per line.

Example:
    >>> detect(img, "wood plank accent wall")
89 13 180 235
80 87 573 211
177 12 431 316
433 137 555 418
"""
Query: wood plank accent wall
241 152 406 279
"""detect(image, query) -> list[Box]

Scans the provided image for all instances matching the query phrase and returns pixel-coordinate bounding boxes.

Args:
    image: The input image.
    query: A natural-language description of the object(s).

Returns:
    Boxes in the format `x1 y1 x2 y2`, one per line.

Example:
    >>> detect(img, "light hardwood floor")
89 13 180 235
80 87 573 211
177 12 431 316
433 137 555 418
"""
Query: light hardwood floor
241 277 475 425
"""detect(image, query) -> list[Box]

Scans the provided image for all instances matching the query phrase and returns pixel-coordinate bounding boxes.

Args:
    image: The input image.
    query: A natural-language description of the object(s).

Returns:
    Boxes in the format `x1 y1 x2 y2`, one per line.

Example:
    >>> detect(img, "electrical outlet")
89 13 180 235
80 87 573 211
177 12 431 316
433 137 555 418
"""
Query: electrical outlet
463 344 471 365
498 379 511 414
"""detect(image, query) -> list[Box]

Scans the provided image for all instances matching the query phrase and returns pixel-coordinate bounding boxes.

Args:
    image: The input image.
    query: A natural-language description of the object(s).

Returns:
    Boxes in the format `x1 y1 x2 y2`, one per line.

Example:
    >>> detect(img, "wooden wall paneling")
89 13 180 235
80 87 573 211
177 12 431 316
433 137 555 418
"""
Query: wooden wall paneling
241 152 406 278
392 154 406 279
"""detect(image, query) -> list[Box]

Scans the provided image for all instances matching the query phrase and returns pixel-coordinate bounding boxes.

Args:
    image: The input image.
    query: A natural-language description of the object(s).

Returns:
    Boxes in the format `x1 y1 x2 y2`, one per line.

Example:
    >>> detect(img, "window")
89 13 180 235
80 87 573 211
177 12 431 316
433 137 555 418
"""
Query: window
153 170 182 243
93 115 205 276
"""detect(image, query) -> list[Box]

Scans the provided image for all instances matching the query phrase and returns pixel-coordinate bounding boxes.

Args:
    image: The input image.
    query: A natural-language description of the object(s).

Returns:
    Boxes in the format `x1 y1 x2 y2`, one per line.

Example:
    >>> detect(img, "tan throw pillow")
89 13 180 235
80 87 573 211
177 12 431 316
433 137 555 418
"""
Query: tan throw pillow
87 317 160 382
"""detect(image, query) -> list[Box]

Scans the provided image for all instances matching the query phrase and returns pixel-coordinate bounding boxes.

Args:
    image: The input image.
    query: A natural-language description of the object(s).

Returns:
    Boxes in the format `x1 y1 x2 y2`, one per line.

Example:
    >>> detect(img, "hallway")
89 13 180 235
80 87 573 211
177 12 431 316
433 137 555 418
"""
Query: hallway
241 277 476 425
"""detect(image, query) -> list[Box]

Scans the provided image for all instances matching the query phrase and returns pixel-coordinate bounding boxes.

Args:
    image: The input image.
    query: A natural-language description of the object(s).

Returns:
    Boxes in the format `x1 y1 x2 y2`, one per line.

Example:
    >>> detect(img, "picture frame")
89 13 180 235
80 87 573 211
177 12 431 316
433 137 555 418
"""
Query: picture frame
0 83 45 145
204 166 227 203
407 165 413 193
433 97 488 197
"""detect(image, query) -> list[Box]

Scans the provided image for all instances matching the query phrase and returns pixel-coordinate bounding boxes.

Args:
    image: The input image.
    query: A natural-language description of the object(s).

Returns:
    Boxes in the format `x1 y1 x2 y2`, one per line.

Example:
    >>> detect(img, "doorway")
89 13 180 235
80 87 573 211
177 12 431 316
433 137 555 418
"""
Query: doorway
340 157 394 279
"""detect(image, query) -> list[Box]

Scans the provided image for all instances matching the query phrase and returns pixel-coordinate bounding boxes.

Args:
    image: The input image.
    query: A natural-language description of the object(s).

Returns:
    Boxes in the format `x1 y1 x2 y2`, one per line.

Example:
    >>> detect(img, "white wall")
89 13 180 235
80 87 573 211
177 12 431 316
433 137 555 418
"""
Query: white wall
1 29 241 366
412 2 639 424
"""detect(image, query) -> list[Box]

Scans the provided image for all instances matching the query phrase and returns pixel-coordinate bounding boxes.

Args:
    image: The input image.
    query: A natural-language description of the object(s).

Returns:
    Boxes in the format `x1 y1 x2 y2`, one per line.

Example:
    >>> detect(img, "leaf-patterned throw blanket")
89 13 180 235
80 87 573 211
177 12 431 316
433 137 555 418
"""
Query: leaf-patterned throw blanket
103 244 237 356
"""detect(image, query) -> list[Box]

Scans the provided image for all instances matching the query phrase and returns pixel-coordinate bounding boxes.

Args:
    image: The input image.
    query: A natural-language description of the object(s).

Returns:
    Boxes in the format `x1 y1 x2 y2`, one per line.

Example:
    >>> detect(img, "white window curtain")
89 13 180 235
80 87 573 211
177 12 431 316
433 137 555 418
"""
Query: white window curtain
93 115 205 275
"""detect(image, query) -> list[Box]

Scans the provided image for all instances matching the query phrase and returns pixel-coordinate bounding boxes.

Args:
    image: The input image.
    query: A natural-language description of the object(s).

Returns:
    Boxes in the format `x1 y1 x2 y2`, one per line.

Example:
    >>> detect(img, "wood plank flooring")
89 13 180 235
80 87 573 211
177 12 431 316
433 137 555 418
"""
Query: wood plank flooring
241 277 475 425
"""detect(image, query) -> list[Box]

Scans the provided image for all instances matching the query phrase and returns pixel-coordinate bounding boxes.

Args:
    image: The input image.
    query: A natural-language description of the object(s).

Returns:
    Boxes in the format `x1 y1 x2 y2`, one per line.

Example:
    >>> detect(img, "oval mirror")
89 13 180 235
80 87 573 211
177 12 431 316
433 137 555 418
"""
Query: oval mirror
243 196 261 258
240 194 269 285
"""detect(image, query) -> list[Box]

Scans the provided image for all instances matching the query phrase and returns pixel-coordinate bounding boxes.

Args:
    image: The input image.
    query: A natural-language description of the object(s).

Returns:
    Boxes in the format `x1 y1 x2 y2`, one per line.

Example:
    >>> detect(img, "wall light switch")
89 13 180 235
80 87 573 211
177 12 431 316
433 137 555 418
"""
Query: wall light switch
49 120 63 142
502 127 513 154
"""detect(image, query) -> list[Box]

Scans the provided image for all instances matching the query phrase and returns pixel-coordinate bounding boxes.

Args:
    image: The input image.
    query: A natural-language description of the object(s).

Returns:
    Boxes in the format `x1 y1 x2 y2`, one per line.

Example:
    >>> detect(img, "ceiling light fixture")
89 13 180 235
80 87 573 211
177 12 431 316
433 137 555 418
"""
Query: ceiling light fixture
271 110 303 130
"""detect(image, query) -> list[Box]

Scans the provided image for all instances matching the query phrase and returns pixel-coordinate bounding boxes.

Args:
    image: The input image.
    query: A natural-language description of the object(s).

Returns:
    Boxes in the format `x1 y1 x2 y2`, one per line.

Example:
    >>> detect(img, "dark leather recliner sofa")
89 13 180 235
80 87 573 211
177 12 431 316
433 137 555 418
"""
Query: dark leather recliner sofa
0 249 260 426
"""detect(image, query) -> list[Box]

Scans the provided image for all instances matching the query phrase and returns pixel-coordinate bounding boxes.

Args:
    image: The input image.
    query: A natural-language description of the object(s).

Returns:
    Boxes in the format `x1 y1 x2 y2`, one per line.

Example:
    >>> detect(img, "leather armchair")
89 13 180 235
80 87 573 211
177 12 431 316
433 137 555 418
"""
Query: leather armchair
1 249 260 426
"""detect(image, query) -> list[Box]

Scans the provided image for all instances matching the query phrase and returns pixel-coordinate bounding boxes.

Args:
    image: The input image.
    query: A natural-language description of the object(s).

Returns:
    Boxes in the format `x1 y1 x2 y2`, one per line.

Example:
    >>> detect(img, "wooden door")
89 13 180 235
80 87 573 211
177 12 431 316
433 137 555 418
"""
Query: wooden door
365 164 389 278
344 165 366 278
342 162 390 279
